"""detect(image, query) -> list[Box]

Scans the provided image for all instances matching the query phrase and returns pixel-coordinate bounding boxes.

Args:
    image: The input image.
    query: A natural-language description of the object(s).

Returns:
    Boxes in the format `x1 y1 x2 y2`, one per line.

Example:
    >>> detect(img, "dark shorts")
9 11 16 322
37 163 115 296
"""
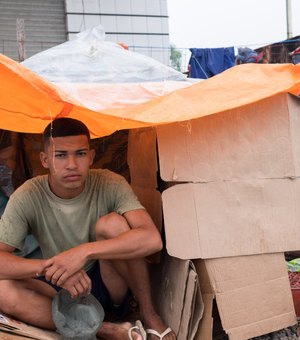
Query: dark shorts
37 261 132 321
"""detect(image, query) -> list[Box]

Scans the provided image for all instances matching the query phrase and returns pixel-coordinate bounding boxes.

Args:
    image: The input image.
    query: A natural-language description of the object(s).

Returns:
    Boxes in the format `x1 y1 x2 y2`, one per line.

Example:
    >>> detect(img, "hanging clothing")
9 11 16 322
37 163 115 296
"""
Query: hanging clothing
236 47 258 63
189 47 235 79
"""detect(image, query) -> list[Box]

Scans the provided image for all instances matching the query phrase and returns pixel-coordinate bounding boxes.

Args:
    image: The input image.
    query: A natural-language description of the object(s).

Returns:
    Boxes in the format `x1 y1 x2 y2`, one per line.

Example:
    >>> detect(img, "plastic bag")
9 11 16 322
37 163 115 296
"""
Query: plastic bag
22 25 187 83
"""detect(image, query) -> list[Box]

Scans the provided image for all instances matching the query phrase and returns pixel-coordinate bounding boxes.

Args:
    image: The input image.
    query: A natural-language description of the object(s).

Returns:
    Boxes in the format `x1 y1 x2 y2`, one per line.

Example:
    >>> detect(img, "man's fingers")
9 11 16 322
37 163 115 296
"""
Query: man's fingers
45 267 64 285
45 267 91 294
81 271 92 294
74 272 91 296
66 281 88 298
68 286 79 299
74 281 86 297
44 268 54 282
56 271 71 286
44 258 54 268
60 271 92 298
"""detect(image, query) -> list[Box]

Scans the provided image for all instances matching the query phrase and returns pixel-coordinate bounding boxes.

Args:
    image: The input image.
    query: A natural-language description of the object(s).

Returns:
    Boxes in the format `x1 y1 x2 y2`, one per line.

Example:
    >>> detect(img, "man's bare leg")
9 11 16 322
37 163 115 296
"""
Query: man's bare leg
0 279 56 329
96 213 176 340
0 279 144 340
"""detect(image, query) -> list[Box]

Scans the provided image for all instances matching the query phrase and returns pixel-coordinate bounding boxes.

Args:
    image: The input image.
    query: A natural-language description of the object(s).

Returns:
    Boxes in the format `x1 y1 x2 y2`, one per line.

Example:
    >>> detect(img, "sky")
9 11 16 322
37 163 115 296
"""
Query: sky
168 0 300 50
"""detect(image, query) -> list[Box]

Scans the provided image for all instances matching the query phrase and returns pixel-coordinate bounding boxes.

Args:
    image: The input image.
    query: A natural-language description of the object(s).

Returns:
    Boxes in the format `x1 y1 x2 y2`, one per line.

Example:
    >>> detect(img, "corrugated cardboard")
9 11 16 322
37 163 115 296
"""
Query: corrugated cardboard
0 334 24 340
156 92 300 340
177 264 202 339
193 258 214 340
194 293 213 340
151 252 203 340
157 93 300 182
193 253 296 340
162 179 300 259
0 313 58 339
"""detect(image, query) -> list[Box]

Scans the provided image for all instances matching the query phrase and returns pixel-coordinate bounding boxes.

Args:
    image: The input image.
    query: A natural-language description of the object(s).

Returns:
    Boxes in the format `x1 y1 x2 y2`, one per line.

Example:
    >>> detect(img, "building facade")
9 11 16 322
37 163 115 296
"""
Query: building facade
0 0 170 65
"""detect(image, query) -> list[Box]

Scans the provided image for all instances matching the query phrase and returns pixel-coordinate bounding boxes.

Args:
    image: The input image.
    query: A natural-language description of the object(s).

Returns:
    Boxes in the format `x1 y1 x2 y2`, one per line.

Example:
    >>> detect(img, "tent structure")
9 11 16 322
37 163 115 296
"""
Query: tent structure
1 25 300 138
1 53 300 137
2 26 300 340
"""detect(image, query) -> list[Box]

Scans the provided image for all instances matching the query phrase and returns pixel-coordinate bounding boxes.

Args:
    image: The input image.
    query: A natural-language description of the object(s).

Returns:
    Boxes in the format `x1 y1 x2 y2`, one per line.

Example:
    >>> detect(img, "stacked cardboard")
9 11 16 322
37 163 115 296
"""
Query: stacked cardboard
156 93 299 339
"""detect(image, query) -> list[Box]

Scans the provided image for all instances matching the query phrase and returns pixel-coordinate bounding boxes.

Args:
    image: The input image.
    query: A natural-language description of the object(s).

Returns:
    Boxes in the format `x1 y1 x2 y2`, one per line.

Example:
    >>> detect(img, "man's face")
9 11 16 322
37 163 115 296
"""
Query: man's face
40 135 95 199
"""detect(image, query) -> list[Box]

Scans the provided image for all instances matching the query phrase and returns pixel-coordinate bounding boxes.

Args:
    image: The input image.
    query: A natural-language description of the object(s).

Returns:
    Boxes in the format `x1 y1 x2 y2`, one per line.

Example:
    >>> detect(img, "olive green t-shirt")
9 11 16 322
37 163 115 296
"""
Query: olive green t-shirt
0 169 144 270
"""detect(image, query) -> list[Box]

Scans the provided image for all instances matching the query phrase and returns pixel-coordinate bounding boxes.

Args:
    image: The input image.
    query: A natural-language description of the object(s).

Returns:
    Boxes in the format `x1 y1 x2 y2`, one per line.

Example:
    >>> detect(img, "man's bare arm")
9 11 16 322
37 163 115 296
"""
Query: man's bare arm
45 209 162 285
89 208 163 259
0 242 51 280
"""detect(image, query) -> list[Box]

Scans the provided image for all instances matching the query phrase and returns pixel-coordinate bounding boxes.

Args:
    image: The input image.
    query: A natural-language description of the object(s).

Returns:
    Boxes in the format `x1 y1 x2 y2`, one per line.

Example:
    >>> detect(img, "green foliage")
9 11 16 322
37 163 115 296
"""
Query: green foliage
170 44 182 72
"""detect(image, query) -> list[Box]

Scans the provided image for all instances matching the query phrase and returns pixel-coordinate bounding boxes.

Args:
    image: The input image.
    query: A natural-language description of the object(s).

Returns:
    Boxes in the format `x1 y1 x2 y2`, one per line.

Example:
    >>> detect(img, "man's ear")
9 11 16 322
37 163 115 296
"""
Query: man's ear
40 151 49 169
89 149 96 166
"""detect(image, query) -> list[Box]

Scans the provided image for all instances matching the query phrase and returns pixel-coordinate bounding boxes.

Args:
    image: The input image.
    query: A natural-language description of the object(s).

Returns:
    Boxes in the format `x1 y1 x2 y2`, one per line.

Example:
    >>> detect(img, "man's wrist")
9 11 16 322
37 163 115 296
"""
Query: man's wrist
33 259 48 277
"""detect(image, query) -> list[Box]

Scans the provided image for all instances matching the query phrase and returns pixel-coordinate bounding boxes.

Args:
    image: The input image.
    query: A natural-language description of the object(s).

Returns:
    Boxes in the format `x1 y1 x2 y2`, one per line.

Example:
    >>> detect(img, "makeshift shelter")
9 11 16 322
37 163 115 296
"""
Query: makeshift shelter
255 35 300 64
2 25 300 339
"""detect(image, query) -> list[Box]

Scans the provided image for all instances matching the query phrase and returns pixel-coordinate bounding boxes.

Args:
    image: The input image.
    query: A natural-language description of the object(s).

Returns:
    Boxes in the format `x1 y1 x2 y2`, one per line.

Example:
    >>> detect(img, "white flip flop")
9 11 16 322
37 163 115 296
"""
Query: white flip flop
128 320 147 340
146 327 172 339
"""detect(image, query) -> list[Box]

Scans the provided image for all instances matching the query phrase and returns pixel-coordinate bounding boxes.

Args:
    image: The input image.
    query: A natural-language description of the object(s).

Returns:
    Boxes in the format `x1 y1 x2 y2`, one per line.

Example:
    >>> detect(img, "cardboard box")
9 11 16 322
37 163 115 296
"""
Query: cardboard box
194 253 296 340
162 179 300 259
156 93 300 338
157 93 300 182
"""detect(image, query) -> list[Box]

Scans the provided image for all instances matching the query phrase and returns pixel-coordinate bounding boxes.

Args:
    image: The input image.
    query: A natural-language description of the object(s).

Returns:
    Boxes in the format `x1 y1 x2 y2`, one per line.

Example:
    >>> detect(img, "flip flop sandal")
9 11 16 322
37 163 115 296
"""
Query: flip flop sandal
128 320 147 340
146 327 172 339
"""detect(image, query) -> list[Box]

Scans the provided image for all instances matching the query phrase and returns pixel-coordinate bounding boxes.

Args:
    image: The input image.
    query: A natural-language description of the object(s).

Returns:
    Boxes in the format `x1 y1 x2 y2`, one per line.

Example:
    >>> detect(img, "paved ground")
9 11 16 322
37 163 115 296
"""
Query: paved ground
214 320 300 340
250 321 300 340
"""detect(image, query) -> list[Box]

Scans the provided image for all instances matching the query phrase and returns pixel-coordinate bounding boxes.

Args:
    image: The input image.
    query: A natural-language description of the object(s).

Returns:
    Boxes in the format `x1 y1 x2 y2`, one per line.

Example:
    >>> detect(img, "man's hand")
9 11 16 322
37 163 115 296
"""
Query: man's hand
44 245 88 286
34 258 54 278
60 270 91 299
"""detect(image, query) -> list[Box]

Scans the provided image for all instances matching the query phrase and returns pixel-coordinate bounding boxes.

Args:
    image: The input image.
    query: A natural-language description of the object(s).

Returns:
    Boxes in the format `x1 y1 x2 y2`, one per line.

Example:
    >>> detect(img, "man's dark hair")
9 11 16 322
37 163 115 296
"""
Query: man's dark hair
43 118 91 147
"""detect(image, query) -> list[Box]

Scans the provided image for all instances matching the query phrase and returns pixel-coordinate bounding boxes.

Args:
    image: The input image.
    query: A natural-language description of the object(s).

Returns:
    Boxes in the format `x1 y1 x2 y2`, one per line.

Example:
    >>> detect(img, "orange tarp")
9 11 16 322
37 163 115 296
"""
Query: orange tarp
1 53 300 138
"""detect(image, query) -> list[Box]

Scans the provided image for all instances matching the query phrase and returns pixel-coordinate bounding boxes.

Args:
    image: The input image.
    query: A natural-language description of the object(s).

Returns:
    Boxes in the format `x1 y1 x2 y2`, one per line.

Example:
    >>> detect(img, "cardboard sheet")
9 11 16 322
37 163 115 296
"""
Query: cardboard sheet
162 179 300 259
0 313 58 339
193 253 296 340
157 93 300 182
194 293 213 340
151 253 203 340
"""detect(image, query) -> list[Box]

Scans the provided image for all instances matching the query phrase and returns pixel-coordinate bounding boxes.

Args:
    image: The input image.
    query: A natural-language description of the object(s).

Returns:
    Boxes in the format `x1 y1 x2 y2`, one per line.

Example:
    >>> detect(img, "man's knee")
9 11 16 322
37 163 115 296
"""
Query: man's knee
96 212 130 240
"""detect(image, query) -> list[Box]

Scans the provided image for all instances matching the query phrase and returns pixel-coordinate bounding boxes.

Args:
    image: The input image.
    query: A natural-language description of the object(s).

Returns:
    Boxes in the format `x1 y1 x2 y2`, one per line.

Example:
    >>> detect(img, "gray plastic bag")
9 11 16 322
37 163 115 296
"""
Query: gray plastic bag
52 289 105 340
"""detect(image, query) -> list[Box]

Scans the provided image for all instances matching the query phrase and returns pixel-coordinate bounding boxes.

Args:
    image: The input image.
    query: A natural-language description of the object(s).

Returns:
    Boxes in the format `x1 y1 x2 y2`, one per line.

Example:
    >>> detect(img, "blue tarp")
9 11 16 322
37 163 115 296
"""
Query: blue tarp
189 47 235 79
